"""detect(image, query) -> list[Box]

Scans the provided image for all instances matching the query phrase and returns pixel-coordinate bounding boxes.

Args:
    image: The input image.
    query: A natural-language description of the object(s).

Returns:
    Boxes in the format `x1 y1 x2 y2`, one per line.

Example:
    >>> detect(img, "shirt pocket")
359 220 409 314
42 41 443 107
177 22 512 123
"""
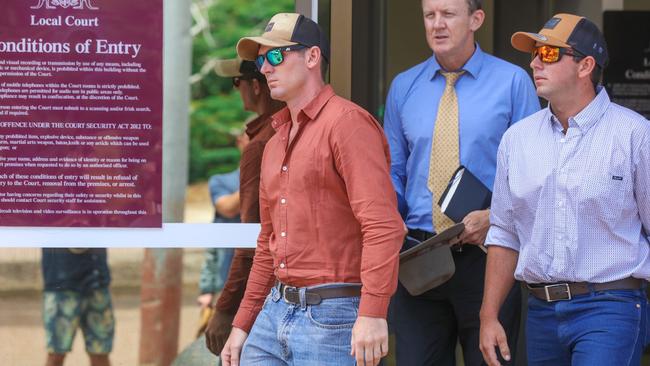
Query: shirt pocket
579 170 630 222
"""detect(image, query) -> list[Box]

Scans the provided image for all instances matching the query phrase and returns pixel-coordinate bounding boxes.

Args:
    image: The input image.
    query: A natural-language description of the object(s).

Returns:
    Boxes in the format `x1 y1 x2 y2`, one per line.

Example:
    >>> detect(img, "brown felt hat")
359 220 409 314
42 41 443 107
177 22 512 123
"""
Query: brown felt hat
398 223 465 296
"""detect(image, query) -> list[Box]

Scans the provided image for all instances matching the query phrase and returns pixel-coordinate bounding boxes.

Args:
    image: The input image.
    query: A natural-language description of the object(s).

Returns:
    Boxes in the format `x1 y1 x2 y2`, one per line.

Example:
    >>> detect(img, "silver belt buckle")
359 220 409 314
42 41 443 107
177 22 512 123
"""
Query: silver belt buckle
544 283 571 302
282 285 297 302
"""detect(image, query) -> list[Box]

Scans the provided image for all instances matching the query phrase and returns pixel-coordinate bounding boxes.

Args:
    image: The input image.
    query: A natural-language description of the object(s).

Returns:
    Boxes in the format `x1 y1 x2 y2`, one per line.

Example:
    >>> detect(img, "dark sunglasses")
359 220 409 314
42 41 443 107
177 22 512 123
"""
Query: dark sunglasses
532 45 584 64
255 44 307 70
232 75 256 87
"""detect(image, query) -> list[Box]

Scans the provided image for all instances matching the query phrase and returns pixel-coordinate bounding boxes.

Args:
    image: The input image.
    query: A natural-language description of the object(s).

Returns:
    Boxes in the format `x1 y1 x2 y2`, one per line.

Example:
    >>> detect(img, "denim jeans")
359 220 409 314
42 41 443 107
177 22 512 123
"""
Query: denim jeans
526 287 648 366
241 285 359 365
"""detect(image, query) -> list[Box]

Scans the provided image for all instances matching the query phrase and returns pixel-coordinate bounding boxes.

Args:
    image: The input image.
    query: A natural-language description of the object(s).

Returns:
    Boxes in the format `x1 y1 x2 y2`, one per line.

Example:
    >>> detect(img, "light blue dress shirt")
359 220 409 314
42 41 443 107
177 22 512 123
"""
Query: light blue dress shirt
487 88 650 283
384 45 540 233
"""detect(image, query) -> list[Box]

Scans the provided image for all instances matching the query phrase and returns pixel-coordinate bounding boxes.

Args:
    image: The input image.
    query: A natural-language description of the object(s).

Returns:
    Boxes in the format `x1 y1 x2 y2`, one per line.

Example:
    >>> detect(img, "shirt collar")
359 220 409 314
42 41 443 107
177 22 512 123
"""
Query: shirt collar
428 43 484 80
245 113 269 138
572 87 610 132
245 104 284 138
270 85 336 131
547 87 610 133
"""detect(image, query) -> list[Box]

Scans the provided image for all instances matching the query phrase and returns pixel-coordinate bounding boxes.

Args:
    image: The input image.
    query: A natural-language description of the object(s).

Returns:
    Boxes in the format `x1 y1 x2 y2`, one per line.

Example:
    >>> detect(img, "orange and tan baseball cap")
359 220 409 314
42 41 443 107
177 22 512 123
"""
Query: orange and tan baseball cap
511 13 608 68
237 13 330 62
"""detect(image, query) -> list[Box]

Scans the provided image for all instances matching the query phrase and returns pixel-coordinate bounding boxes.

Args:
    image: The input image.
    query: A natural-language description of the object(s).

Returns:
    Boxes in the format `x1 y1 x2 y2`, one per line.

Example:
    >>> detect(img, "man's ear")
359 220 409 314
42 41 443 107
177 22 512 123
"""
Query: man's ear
252 78 261 96
305 46 322 71
469 9 485 32
577 56 596 84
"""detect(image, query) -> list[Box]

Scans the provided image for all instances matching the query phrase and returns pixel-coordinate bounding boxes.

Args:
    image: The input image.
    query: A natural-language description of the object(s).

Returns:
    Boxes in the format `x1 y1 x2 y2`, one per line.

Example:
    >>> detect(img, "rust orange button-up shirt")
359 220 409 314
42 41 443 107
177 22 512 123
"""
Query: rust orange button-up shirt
232 85 406 332
215 112 277 314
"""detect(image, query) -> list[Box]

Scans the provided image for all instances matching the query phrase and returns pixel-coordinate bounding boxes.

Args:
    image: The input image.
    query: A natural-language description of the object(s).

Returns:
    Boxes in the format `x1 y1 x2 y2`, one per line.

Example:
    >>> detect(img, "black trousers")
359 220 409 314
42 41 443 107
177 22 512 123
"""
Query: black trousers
388 245 521 366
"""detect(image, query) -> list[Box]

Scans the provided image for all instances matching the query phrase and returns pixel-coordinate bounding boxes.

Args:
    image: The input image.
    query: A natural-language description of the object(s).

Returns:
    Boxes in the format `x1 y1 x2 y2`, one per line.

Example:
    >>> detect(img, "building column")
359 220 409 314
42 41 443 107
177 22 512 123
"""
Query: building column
139 0 191 364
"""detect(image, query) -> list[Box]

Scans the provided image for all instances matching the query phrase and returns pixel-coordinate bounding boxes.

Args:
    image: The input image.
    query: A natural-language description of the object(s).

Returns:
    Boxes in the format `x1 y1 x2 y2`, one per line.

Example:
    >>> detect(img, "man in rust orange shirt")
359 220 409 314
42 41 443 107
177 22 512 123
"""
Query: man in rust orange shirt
220 13 405 366
204 57 284 355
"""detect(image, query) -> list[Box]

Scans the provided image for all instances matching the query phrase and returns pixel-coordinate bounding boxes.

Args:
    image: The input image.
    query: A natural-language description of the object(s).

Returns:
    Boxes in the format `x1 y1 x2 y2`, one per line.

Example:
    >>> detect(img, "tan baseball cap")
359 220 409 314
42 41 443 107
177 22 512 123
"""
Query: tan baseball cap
511 13 608 68
237 13 330 62
213 57 244 77
214 57 263 79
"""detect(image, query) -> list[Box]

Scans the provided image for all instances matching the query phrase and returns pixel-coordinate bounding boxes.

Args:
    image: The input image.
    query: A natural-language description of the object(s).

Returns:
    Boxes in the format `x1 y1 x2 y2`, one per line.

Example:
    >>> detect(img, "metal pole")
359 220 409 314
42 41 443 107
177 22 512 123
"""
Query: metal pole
139 249 185 366
139 0 191 363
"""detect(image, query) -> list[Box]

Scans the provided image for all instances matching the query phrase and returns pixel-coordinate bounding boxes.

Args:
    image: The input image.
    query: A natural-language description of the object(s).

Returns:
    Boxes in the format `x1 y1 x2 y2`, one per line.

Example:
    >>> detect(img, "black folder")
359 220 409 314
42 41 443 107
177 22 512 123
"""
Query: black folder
437 166 491 223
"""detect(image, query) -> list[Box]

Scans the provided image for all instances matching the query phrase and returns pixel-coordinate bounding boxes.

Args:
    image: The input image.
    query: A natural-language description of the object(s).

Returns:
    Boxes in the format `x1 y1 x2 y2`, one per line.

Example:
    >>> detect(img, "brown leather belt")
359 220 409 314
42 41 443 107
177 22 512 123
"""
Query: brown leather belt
526 277 643 302
276 282 361 305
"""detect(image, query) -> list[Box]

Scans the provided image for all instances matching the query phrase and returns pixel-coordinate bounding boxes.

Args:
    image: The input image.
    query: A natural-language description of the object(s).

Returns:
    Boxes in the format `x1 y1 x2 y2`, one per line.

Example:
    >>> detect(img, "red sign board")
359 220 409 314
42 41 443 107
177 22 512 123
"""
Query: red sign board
0 0 163 227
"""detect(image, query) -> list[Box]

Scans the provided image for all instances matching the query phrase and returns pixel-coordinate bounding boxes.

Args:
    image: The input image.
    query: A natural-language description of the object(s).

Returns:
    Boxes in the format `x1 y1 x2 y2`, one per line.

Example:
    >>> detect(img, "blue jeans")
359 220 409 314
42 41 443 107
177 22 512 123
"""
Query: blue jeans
526 288 648 366
241 285 359 365
219 248 235 285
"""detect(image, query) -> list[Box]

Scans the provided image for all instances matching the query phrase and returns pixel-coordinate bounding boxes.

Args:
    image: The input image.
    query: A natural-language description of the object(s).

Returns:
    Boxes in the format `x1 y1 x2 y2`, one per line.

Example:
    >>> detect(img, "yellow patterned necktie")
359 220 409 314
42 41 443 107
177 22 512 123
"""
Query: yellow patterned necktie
428 71 464 233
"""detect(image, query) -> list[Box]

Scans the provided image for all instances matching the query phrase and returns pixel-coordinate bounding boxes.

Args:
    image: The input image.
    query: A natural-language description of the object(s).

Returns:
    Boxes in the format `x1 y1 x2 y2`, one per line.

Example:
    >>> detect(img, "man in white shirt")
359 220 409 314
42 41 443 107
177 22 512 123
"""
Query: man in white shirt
479 13 650 366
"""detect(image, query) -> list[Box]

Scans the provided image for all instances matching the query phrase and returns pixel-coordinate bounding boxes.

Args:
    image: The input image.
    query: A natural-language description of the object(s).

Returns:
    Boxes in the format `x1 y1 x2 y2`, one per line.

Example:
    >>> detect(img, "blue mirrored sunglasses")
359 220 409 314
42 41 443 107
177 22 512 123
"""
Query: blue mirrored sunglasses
255 44 307 70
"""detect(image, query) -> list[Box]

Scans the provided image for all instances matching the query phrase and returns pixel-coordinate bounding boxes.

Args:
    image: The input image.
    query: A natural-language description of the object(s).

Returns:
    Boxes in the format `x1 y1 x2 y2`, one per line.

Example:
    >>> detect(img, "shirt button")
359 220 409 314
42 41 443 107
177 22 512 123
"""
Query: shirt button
558 201 563 207
560 138 566 143
280 263 285 269
281 231 286 237
93 269 100 275
280 198 286 204
282 166 288 172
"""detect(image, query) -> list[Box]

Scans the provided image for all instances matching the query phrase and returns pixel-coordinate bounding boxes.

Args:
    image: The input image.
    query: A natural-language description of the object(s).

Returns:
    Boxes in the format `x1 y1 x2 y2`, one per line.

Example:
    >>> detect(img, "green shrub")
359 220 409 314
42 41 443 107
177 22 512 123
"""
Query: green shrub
189 0 293 182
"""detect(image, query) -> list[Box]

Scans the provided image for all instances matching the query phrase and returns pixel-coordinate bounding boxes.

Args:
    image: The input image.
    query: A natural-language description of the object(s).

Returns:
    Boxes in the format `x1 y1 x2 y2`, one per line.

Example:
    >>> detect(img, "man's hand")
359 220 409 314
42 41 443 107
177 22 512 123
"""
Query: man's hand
458 209 490 245
205 309 235 356
479 317 511 366
196 293 213 309
350 316 389 366
221 327 248 366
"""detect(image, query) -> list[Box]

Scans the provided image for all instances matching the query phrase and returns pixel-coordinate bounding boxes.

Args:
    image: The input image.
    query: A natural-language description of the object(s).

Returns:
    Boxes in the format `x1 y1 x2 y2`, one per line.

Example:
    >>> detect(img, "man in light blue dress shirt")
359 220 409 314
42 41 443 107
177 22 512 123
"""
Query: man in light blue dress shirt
480 13 650 366
384 0 539 364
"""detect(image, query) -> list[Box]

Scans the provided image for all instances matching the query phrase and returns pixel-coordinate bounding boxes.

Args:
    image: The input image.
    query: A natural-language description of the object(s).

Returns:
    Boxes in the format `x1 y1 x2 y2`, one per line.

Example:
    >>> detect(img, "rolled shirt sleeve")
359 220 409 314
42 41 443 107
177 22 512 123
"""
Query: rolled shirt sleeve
486 133 521 251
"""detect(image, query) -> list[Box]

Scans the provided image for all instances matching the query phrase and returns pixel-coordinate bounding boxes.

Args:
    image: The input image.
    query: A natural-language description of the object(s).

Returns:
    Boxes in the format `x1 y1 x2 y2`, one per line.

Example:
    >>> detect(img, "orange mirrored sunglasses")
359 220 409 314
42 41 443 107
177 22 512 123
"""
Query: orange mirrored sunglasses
532 45 583 63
